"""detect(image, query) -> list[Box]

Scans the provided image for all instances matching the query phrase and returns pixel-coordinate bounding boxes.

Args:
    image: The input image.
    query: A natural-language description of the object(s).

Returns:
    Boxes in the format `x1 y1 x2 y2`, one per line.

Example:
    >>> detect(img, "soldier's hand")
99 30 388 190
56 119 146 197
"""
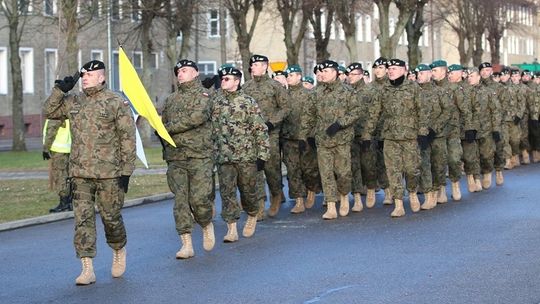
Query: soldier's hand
307 137 317 150
513 116 521 125
492 131 501 143
427 128 436 143
265 121 275 132
298 140 307 153
464 130 477 143
360 140 372 152
42 151 51 160
55 76 77 93
256 158 265 171
530 119 540 129
417 135 430 150
326 122 342 137
119 175 130 193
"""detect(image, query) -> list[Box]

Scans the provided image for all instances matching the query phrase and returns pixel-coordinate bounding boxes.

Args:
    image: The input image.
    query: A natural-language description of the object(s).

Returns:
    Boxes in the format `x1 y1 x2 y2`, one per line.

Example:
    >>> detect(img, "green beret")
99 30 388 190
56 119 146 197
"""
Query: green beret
338 65 347 74
430 60 448 69
448 64 463 72
302 76 314 84
415 64 431 72
286 64 302 74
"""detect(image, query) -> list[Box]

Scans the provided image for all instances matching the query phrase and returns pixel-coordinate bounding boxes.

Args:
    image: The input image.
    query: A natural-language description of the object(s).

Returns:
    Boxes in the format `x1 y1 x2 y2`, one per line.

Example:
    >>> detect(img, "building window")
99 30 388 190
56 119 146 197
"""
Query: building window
150 52 158 69
111 0 121 21
356 14 363 42
197 61 216 76
132 51 143 69
208 9 220 37
131 0 141 22
43 0 57 16
112 51 120 91
365 15 372 42
44 49 57 95
91 50 103 61
0 47 7 95
18 0 34 14
19 48 34 94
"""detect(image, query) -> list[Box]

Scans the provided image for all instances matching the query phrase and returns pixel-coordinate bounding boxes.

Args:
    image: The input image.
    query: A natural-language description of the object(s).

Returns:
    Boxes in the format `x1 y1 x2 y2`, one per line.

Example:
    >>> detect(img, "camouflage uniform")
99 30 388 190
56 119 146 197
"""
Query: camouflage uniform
243 75 289 201
162 79 215 236
528 82 540 151
459 82 481 179
500 82 525 158
211 89 270 223
481 77 507 171
363 79 429 200
43 84 136 258
519 82 539 152
304 80 359 203
368 76 389 189
43 119 70 198
282 83 321 199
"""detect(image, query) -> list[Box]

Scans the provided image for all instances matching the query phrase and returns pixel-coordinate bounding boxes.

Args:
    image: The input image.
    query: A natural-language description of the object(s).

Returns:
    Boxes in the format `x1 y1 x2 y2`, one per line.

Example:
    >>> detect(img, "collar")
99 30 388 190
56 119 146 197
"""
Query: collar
83 83 106 96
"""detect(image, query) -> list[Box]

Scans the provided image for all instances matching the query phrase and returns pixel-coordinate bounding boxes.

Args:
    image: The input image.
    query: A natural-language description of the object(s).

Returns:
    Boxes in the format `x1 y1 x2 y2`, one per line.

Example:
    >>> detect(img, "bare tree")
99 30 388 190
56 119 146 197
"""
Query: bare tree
405 0 428 68
0 0 31 151
307 0 334 62
330 0 371 62
276 0 310 65
224 0 264 79
374 0 416 59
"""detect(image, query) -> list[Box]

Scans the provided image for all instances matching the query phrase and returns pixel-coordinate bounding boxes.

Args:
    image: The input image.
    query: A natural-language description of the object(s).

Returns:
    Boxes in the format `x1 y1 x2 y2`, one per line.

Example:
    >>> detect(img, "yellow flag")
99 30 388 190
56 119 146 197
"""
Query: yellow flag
118 47 176 147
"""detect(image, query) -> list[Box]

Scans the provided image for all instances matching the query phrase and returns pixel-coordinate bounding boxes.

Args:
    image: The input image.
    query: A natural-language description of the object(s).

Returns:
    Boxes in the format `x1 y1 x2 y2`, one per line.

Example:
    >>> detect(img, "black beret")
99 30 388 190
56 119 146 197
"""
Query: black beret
492 72 501 77
500 67 511 75
80 60 105 76
510 69 521 76
219 66 242 78
373 57 388 68
363 70 370 76
534 72 540 79
478 62 492 71
320 60 339 70
249 54 269 65
521 69 532 76
272 70 287 78
174 59 198 76
346 62 363 73
388 59 406 67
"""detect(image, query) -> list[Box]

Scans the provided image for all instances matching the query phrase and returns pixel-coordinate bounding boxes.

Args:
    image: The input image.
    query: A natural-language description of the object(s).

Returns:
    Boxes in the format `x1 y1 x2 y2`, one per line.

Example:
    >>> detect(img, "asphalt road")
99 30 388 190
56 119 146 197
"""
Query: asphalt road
2 164 540 304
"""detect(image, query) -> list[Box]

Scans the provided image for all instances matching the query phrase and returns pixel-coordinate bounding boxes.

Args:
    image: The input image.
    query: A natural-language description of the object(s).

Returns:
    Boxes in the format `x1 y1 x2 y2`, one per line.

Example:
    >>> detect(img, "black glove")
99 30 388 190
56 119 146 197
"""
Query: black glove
513 116 521 125
427 128 436 143
530 119 540 129
55 76 77 93
360 140 372 152
201 75 218 89
256 158 265 171
417 135 430 150
298 140 307 153
326 122 342 137
42 151 51 160
265 121 275 132
307 137 317 150
464 130 477 143
492 131 501 143
119 175 130 193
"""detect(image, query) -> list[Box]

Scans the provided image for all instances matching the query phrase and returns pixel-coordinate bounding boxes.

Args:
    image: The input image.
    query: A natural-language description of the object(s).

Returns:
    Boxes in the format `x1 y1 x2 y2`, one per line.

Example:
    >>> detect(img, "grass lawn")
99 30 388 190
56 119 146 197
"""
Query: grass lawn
0 174 170 224
0 147 166 171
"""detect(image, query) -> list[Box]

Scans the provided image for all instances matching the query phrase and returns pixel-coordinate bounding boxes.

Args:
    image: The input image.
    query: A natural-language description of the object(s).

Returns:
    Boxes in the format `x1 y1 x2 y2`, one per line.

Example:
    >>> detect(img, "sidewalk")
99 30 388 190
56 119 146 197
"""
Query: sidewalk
0 167 167 180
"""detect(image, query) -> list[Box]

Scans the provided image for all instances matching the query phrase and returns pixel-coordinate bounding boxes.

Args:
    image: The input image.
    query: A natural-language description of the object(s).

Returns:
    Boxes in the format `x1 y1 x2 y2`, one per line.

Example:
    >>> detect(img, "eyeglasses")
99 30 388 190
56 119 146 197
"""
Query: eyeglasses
221 77 236 82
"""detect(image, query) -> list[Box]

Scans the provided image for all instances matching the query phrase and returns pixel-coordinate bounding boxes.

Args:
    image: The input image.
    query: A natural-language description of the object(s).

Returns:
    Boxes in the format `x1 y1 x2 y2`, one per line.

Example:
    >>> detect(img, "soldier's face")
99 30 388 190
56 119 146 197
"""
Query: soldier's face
448 71 463 83
407 73 416 81
480 68 492 79
81 70 105 89
363 75 371 83
511 74 521 84
273 75 288 87
177 67 199 84
251 62 267 76
431 67 446 81
534 77 540 84
347 69 363 84
338 73 348 82
500 74 510 82
492 76 500 82
220 76 240 92
387 66 405 80
416 71 431 83
286 72 302 86
302 82 314 89
373 65 387 79
467 72 481 85
319 68 338 82
523 74 531 82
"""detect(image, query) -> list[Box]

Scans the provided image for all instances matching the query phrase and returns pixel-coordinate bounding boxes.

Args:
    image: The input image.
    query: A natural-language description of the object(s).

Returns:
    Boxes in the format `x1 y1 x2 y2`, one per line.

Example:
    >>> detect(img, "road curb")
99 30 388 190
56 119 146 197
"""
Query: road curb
0 192 174 232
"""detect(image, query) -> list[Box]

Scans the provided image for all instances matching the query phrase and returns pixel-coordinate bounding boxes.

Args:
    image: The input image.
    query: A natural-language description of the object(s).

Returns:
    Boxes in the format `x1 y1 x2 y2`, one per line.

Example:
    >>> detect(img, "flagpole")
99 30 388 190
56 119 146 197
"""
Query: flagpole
107 0 112 88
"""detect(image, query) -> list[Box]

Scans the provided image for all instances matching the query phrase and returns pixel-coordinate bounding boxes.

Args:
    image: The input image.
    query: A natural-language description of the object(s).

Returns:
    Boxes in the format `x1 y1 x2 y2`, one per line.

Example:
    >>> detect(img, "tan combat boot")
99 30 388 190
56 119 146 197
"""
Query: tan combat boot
522 150 530 164
202 222 215 251
339 195 350 216
474 178 482 192
75 257 96 285
223 222 238 243
437 186 448 203
268 194 281 217
322 202 338 220
391 199 405 217
351 193 364 212
305 190 316 209
383 188 393 205
451 182 461 201
482 173 492 189
176 234 194 259
242 215 257 238
409 192 420 212
421 192 436 210
496 170 504 186
533 151 540 163
111 247 126 277
467 175 476 193
513 155 521 167
256 200 265 222
291 197 305 214
504 158 514 170
366 189 376 208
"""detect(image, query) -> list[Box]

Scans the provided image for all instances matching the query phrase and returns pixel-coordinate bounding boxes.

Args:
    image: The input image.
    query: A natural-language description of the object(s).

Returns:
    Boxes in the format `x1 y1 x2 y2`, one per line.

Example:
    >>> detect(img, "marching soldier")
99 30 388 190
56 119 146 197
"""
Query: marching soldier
518 70 539 164
44 60 136 285
502 69 526 168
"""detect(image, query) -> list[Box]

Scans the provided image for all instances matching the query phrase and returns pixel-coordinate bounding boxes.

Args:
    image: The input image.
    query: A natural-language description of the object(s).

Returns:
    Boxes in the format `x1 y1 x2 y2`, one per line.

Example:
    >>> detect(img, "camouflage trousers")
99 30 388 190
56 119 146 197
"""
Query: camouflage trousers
72 177 126 258
494 133 506 171
49 152 69 197
384 139 420 200
446 136 463 182
529 119 540 150
351 138 378 192
419 145 433 193
282 139 321 198
317 144 351 203
520 115 530 151
218 162 260 223
376 141 389 189
478 136 495 174
503 122 521 158
431 137 448 188
166 158 215 236
462 140 480 178
263 132 284 197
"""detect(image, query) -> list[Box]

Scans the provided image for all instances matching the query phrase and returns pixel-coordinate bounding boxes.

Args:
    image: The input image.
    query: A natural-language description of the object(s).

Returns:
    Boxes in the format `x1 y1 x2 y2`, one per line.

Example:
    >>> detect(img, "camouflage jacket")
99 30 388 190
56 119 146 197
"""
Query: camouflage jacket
419 82 451 138
303 80 359 147
481 77 509 126
242 74 289 133
43 84 136 179
519 83 539 119
211 89 270 164
363 79 429 141
350 79 373 139
162 79 213 161
367 76 388 140
282 83 315 140
531 82 540 120
469 84 501 138
434 78 475 138
499 82 525 122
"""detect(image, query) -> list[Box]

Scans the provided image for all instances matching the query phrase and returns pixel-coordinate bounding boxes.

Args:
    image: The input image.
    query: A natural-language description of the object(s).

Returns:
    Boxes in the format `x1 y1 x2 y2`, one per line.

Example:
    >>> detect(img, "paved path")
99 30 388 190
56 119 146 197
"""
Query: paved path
0 167 167 180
